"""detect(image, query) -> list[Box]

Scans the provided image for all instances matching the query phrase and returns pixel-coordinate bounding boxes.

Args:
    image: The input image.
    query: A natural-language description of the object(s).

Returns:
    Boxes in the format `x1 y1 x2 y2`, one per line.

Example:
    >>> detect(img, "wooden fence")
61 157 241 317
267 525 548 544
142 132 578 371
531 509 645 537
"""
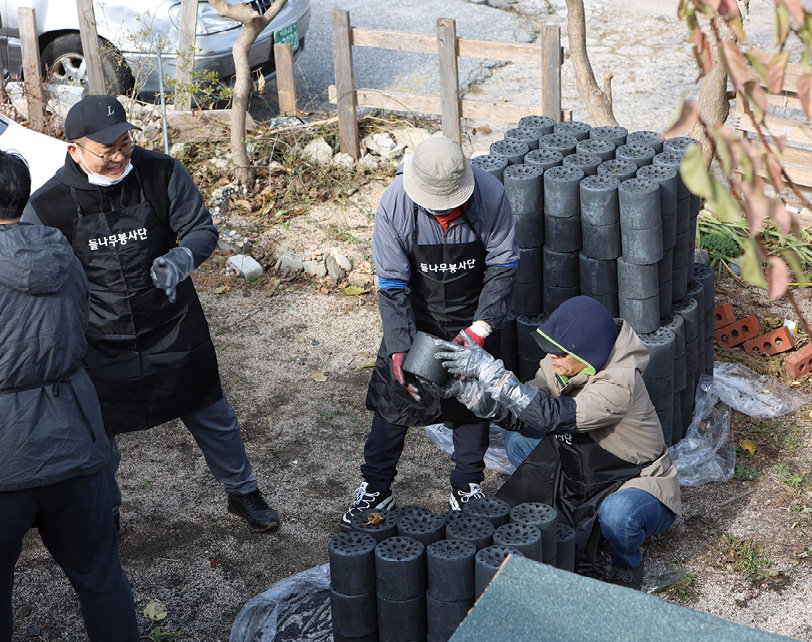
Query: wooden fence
733 62 812 207
330 8 563 159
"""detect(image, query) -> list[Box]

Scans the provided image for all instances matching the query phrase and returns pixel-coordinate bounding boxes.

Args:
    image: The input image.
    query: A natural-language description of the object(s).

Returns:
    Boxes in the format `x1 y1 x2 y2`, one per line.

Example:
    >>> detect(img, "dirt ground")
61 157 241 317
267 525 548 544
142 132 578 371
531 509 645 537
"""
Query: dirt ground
9 1 812 641
10 176 812 641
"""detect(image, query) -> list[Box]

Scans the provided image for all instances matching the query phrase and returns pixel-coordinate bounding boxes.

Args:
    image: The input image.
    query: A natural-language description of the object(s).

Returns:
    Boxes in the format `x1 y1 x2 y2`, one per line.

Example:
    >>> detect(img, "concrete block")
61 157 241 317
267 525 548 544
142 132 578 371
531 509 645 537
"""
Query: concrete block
785 343 812 380
714 315 762 348
743 326 795 356
714 302 736 330
226 254 263 280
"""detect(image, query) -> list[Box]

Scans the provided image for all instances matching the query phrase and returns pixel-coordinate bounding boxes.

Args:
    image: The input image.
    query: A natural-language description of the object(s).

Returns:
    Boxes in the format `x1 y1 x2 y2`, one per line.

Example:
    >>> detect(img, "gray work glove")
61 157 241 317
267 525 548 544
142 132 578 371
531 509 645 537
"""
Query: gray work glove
150 246 194 303
435 334 539 417
440 376 500 418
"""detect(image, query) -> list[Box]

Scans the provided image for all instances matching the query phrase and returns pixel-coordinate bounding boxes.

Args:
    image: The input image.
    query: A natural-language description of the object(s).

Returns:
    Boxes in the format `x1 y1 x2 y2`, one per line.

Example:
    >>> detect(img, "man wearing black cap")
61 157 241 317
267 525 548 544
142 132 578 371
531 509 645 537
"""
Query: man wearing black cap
436 295 681 590
22 95 279 533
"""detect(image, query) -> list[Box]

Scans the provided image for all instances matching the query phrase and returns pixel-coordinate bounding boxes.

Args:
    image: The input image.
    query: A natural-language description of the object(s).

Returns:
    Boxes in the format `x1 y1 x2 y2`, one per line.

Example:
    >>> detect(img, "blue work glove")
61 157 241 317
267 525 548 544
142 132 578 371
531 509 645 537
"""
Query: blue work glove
150 246 194 303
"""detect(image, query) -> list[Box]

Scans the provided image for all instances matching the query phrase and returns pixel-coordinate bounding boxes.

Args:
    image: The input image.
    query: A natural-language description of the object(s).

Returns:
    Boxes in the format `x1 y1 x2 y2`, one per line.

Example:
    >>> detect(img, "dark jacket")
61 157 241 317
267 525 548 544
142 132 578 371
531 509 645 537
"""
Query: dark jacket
21 147 217 265
373 164 518 354
0 223 108 492
20 148 223 433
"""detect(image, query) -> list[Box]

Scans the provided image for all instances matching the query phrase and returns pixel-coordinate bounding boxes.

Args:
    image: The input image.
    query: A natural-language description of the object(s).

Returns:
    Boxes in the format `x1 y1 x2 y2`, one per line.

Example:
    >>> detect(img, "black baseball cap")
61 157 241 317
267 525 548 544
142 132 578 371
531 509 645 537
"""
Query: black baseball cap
64 95 141 144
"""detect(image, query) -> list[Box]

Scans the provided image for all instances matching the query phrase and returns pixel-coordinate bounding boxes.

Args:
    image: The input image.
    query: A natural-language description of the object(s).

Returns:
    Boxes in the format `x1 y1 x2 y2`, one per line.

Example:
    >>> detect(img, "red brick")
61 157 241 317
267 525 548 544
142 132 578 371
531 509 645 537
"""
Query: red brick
714 303 736 330
743 326 796 355
785 343 812 380
714 315 762 348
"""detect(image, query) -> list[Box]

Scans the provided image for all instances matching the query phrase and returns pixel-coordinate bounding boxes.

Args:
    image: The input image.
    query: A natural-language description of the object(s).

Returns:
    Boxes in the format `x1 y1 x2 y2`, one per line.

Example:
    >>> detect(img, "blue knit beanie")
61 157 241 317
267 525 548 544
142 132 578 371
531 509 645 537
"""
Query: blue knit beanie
534 296 618 372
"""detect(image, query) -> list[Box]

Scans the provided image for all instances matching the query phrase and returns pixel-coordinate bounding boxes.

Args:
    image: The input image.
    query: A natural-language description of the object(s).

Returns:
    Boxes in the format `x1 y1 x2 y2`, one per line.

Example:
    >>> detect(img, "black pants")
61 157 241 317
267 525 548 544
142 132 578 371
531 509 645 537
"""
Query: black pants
0 470 139 642
361 412 490 492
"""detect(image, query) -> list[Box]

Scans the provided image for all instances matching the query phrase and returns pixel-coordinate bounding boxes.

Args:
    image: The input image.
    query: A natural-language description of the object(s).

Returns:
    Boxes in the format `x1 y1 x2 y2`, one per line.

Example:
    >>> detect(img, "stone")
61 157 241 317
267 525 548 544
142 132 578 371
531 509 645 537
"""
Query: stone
348 272 374 288
694 249 711 265
333 253 353 272
303 260 328 278
276 252 304 273
302 137 333 164
360 153 381 171
326 255 346 281
226 255 263 280
332 152 356 169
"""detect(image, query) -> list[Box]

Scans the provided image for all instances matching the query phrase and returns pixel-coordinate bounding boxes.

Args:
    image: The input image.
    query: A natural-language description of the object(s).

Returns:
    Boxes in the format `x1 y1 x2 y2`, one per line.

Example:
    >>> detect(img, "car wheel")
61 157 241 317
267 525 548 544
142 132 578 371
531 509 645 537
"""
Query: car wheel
41 33 134 95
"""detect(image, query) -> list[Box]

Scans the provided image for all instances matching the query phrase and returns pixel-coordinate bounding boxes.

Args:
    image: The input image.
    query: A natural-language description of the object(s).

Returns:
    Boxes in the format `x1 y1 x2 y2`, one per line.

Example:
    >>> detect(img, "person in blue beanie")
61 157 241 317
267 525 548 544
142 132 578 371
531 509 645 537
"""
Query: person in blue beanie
435 295 681 590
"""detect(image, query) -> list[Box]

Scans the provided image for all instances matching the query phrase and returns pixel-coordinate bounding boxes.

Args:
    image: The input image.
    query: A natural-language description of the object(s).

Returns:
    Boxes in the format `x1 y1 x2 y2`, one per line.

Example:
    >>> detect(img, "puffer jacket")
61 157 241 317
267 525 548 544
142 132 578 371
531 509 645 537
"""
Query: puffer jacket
0 223 108 492
529 320 682 516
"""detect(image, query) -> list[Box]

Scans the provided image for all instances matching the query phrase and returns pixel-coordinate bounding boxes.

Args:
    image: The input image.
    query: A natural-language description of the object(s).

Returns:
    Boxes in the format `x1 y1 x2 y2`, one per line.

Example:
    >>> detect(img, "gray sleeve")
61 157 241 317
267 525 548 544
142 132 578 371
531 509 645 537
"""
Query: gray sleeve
378 288 416 356
167 160 218 267
21 203 42 224
481 181 519 268
474 264 516 327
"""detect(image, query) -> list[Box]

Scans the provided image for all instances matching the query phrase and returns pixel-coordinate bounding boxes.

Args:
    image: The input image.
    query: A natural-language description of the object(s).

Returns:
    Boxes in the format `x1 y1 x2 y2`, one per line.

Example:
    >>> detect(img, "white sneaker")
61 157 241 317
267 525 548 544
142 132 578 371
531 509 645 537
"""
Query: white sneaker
341 481 395 529
449 482 485 511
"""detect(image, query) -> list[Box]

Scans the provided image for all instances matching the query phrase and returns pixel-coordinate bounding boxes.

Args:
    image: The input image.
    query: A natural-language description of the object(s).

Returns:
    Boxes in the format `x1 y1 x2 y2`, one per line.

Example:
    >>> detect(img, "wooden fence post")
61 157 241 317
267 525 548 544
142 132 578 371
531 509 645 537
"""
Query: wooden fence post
17 8 45 131
332 9 360 159
174 0 198 111
75 0 105 94
436 18 461 144
540 25 561 121
273 43 297 116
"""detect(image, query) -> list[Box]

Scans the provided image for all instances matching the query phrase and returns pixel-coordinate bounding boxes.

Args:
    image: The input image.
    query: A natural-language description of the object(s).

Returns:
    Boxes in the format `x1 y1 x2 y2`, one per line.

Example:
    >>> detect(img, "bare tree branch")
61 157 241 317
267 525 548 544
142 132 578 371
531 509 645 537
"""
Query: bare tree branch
206 0 288 185
565 0 618 125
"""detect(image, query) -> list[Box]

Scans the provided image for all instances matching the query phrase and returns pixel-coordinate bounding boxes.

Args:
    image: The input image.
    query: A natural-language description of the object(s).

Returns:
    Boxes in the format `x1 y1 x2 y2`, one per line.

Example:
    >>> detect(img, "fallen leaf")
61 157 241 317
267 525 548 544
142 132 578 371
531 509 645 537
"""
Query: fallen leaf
344 286 367 296
312 372 328 382
144 599 168 622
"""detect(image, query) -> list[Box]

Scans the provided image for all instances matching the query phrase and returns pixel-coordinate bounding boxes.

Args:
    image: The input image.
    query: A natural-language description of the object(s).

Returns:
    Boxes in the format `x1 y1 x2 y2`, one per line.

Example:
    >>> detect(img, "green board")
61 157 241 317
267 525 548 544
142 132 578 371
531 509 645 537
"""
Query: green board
450 556 797 642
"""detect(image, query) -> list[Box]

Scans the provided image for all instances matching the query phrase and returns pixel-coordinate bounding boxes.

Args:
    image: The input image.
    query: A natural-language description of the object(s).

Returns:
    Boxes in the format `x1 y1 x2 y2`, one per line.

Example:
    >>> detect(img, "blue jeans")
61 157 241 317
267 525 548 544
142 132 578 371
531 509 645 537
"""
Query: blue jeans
504 428 546 468
503 432 676 568
599 488 676 568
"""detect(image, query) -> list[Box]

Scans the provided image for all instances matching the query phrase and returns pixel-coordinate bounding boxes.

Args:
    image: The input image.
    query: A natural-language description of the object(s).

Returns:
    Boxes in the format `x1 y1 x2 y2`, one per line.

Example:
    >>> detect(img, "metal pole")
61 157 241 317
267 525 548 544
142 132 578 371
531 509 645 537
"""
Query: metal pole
156 50 170 155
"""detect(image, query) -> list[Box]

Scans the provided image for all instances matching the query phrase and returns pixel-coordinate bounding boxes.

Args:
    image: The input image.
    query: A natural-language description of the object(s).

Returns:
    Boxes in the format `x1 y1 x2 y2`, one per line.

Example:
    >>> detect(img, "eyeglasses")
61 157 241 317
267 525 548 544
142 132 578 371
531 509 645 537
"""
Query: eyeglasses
75 136 135 162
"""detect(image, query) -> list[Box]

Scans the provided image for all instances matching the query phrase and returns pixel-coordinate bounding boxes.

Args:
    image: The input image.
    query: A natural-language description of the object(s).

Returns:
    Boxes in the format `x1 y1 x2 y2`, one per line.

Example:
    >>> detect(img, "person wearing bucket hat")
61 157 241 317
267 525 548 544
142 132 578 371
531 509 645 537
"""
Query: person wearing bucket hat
435 295 681 590
21 95 279 534
342 135 518 527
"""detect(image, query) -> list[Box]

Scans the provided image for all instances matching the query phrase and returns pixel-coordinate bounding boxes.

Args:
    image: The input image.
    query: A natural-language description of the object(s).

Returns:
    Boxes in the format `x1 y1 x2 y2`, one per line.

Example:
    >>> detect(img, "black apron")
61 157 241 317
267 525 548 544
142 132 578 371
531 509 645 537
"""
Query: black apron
69 170 222 434
498 431 645 563
366 204 488 426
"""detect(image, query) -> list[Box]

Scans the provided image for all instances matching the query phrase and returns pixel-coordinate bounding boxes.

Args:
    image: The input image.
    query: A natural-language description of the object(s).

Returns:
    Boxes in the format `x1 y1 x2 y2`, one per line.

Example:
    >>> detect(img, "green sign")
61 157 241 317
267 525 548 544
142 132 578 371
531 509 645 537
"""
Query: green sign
274 22 299 52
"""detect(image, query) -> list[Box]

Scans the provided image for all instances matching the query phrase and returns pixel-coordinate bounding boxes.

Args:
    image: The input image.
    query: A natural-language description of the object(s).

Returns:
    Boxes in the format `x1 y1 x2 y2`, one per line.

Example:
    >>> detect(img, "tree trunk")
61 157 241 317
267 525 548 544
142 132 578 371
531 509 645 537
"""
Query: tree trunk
565 0 617 126
692 18 732 168
207 0 288 185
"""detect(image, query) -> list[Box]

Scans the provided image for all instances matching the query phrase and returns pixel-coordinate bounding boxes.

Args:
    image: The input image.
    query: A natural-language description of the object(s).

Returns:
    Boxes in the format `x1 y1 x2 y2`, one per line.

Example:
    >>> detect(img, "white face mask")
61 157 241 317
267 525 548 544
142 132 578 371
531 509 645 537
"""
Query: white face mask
77 151 133 187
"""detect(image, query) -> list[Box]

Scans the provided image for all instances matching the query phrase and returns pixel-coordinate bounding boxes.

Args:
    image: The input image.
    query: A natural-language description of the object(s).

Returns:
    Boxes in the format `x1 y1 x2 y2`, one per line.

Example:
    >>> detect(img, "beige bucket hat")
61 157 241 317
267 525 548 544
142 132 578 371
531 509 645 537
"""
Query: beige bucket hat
402 136 475 210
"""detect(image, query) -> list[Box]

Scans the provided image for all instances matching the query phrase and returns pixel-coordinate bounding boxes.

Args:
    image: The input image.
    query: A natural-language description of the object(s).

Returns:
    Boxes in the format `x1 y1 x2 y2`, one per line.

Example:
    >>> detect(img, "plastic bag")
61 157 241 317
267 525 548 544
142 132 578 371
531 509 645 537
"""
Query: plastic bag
424 422 517 475
712 361 810 418
229 563 331 642
669 375 735 486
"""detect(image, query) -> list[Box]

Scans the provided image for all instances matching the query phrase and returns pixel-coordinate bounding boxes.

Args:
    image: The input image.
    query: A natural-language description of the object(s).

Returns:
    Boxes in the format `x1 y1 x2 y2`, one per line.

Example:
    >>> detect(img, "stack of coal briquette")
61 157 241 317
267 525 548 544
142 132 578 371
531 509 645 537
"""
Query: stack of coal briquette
472 119 715 445
329 498 574 642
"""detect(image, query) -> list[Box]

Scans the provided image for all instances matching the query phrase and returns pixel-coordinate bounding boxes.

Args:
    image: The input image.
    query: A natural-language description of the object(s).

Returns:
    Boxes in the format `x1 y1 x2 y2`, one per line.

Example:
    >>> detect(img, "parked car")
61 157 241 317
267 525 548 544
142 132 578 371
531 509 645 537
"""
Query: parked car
0 112 67 191
0 0 310 96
